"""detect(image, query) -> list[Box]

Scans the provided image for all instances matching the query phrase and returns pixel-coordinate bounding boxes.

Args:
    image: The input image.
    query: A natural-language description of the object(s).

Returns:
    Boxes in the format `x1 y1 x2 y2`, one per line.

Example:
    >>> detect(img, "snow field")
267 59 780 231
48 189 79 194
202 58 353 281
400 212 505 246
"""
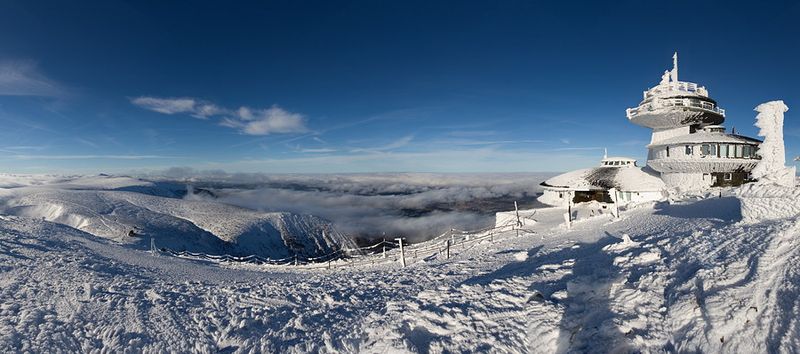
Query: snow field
2 174 800 352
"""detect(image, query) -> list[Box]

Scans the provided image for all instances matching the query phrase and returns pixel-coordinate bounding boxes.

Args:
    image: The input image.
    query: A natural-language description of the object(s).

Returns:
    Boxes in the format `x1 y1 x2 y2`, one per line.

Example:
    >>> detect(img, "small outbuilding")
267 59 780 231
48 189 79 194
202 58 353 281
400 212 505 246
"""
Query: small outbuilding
538 156 667 206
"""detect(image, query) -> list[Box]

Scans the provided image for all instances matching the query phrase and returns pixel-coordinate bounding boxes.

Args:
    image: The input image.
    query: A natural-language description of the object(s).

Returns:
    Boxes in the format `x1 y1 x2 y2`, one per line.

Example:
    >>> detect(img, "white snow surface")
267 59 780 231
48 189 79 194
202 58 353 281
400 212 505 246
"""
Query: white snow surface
542 166 665 192
3 185 800 352
0 174 355 258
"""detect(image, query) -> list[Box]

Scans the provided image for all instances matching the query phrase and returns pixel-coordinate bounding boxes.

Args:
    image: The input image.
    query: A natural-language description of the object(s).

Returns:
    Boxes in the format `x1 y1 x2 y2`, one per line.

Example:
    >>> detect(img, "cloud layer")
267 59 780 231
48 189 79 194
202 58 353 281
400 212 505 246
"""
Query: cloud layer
146 169 554 242
131 96 307 135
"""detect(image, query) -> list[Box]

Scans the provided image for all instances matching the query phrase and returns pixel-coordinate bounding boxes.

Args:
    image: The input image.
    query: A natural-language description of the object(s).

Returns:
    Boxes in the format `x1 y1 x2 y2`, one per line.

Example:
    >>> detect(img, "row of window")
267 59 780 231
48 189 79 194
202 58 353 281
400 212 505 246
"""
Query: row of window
664 143 758 159
602 160 634 166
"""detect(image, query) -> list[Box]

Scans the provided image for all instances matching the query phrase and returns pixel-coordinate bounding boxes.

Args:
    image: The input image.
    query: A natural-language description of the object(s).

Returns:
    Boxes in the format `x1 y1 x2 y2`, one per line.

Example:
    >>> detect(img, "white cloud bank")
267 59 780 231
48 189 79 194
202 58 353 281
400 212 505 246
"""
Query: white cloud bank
131 96 307 135
0 61 62 97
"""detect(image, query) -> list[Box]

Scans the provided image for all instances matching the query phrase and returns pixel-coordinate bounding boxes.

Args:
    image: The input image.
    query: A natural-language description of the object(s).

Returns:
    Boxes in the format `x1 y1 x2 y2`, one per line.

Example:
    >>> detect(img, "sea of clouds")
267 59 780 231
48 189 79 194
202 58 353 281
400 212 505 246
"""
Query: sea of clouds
146 168 555 243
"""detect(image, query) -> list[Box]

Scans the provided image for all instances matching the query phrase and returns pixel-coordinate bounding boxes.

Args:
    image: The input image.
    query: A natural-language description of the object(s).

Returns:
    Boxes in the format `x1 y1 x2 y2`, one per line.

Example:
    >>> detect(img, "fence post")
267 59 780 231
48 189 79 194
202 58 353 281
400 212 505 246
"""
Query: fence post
294 254 298 266
446 239 450 259
327 259 331 270
609 187 620 219
395 238 406 268
150 238 156 255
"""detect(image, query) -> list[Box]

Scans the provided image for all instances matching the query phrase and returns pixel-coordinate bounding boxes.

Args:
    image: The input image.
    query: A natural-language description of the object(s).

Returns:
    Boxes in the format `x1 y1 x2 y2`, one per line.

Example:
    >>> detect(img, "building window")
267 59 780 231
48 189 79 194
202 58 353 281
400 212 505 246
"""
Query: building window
735 145 743 158
701 144 710 156
666 146 670 157
724 173 733 181
685 145 693 155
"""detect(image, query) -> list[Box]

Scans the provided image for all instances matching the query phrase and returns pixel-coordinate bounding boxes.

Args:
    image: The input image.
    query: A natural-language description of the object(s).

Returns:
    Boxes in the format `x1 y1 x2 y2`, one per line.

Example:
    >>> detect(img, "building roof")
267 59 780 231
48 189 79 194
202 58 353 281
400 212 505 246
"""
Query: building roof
540 166 666 192
648 132 761 147
602 156 636 163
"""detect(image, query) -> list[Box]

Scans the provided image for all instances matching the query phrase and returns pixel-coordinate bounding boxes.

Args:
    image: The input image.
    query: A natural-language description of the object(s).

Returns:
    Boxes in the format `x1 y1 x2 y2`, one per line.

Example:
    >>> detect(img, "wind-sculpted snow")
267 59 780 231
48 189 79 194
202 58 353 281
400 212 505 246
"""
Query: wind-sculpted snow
2 189 800 352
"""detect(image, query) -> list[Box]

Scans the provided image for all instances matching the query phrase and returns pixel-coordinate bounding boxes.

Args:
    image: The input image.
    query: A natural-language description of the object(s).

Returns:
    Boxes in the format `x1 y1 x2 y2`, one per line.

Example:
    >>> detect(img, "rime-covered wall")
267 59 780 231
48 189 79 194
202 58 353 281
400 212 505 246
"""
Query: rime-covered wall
660 172 711 191
752 100 795 187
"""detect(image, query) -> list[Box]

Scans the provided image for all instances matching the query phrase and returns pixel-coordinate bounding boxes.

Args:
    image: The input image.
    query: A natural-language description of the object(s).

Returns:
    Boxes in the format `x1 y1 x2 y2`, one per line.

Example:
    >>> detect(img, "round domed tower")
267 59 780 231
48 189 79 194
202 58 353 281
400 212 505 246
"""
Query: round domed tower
627 53 761 190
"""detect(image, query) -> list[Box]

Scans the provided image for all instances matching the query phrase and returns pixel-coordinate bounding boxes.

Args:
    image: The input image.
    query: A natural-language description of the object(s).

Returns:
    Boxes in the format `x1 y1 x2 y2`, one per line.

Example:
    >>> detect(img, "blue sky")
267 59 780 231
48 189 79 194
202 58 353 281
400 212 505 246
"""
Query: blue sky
0 0 798 174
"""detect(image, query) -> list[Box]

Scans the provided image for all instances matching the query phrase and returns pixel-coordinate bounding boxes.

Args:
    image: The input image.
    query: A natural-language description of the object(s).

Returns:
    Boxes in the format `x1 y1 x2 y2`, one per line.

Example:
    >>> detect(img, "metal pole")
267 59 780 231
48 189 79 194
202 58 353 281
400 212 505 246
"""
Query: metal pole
446 239 450 259
395 238 406 268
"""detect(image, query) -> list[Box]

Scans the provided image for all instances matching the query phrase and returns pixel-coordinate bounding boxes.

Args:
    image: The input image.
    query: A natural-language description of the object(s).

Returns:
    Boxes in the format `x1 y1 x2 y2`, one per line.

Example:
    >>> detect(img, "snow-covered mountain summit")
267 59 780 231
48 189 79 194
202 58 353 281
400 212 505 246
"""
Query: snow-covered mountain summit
0 174 356 258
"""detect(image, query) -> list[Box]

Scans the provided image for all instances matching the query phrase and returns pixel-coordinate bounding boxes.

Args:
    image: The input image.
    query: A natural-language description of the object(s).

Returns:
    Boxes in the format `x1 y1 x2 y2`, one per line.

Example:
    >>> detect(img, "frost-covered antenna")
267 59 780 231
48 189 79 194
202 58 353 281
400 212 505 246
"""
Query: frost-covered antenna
671 52 679 82
603 148 608 159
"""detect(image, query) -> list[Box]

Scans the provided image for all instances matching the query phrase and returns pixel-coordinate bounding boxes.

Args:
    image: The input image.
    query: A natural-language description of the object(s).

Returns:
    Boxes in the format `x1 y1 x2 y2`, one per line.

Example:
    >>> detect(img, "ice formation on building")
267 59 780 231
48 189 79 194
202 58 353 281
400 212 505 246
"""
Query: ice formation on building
737 101 798 222
751 100 795 187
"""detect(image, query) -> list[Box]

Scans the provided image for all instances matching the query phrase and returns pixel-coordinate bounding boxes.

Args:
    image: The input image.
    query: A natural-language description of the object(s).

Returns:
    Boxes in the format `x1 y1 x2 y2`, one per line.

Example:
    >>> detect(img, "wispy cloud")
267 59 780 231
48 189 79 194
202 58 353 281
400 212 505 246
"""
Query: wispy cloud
1 145 48 151
300 148 337 153
430 138 543 147
4 154 175 160
350 135 414 153
446 130 498 138
130 96 225 119
131 96 308 135
0 61 62 97
221 105 308 135
548 146 605 151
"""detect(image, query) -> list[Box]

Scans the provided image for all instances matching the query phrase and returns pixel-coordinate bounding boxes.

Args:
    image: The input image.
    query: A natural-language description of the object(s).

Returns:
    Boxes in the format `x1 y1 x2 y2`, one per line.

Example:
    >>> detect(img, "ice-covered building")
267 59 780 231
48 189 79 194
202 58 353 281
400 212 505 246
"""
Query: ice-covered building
627 53 762 189
538 156 666 206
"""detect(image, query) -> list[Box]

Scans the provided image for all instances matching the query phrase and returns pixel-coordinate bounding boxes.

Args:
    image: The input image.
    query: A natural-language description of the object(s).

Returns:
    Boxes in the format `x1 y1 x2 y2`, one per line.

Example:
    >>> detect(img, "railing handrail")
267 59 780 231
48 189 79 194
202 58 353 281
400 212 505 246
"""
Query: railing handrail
644 80 704 97
627 97 725 119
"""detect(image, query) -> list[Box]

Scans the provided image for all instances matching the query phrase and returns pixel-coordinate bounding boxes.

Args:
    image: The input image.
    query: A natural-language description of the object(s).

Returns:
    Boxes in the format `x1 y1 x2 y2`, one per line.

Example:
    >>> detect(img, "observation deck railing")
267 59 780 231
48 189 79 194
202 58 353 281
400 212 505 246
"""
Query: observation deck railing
644 81 705 99
626 97 725 119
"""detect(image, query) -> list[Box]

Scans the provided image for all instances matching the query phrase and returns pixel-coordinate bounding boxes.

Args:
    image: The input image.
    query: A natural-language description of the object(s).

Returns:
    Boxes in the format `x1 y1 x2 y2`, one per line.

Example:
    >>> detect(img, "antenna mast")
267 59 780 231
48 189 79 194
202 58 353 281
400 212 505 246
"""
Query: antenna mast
671 52 679 82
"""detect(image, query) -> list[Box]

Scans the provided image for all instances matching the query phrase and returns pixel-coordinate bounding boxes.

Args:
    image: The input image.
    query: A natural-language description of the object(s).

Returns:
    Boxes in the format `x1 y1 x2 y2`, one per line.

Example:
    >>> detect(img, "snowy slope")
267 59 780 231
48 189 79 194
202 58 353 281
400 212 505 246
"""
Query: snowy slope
0 175 355 258
2 192 800 352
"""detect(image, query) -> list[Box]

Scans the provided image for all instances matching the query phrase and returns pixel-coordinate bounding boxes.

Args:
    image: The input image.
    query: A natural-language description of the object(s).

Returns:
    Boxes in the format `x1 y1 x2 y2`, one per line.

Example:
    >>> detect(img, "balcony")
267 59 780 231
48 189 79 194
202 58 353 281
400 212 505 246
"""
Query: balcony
643 81 707 99
627 97 725 120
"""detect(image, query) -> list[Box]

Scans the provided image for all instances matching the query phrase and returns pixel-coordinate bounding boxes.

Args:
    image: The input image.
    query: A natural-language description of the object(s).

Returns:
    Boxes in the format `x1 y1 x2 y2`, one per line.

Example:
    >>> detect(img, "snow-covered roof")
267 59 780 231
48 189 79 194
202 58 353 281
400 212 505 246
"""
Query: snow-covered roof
540 166 665 192
602 156 636 162
649 132 761 147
